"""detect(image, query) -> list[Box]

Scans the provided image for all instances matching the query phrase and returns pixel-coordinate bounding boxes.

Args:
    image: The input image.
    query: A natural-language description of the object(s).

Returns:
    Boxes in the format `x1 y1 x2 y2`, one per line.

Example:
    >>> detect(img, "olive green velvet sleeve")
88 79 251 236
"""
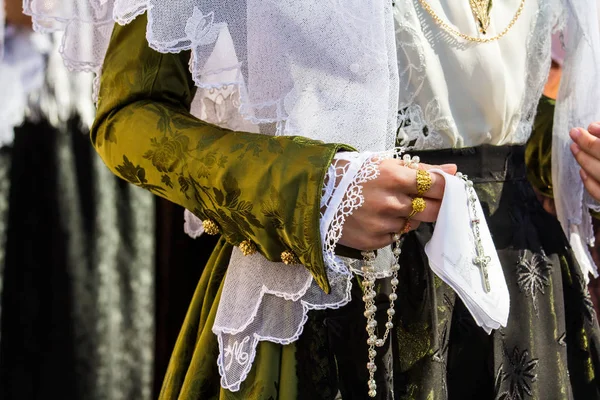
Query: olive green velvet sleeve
91 14 353 293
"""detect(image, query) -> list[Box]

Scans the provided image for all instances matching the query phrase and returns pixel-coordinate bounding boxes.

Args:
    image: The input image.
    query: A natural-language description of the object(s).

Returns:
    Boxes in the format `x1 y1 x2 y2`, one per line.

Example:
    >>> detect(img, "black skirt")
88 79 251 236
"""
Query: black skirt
300 145 600 400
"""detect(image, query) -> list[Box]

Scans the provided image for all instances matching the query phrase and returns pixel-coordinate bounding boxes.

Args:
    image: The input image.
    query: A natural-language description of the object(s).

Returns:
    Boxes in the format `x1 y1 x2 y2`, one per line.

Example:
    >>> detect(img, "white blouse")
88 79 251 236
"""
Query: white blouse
394 0 561 149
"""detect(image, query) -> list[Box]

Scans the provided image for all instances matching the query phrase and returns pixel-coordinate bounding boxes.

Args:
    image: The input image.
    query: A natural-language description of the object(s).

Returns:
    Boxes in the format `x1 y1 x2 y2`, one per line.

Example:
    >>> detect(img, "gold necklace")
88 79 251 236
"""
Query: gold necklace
470 0 493 34
417 0 526 43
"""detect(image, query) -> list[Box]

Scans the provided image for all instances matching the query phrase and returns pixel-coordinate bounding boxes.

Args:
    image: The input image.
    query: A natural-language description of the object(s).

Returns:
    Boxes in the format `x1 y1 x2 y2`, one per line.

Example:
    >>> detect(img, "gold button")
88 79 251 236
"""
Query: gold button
203 219 220 235
239 240 257 256
281 250 300 265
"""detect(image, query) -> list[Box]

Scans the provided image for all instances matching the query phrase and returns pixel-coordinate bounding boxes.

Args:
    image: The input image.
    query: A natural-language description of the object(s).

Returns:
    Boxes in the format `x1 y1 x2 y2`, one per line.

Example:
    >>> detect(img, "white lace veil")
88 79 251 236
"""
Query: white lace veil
552 0 600 281
22 0 399 152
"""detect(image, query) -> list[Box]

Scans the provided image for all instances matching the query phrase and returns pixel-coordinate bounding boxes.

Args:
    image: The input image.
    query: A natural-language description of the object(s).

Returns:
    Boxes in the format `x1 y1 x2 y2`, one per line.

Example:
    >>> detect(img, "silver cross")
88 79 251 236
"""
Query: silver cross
473 255 491 292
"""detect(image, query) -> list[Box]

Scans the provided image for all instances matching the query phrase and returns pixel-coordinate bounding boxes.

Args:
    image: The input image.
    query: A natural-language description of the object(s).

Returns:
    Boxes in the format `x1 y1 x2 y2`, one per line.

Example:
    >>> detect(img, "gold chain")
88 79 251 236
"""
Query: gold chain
417 0 526 43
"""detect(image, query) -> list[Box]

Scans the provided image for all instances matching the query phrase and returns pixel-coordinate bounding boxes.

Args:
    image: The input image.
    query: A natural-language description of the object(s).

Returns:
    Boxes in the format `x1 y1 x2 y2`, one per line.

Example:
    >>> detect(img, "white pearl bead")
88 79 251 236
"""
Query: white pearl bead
412 156 420 164
368 389 377 397
385 321 394 329
364 310 373 318
369 349 377 358
391 278 399 286
369 379 376 386
369 382 377 390
389 293 398 301
367 362 377 371
369 305 377 313
375 339 384 347
367 336 376 345
456 172 463 178
403 154 411 162
387 308 396 316
393 247 401 256
391 264 400 271
368 320 378 328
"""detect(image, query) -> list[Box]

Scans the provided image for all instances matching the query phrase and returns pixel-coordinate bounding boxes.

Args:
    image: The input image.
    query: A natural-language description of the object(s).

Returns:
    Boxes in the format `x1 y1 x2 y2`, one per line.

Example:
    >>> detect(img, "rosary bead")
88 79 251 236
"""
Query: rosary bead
368 390 377 398
391 263 400 271
412 156 420 164
367 362 377 372
369 349 377 358
387 308 396 316
367 336 376 345
368 320 378 328
375 339 385 347
369 381 377 390
389 293 398 301
364 310 374 318
393 247 402 256
369 305 377 313
385 321 394 329
391 277 399 286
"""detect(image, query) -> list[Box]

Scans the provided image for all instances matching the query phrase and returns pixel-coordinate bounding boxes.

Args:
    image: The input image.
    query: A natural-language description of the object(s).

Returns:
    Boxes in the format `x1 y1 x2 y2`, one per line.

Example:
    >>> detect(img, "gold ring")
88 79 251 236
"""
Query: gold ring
416 170 432 196
407 197 426 219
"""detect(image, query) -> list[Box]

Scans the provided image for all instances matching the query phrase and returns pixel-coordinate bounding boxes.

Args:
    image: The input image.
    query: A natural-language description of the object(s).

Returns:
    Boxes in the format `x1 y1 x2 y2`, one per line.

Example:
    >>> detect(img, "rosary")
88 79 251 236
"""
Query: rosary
360 155 490 397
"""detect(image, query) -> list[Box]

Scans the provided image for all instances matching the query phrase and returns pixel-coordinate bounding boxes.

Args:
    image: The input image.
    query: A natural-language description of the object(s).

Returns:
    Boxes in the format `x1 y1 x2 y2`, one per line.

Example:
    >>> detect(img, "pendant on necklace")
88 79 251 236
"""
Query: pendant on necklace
469 0 493 34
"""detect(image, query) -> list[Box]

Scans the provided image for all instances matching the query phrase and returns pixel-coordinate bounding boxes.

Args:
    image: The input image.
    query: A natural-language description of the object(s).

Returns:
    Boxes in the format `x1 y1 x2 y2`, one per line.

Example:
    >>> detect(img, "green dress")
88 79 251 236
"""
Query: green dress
92 15 600 400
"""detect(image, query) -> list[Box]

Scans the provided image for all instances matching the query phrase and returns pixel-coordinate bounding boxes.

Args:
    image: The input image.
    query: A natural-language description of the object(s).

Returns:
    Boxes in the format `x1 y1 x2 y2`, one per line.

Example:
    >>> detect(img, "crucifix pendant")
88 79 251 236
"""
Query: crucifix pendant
473 254 492 292
469 0 493 34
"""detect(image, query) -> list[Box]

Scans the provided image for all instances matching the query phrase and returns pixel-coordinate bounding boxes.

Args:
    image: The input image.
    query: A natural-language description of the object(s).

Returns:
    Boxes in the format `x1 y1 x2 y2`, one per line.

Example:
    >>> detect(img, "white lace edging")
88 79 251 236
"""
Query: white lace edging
210 150 399 392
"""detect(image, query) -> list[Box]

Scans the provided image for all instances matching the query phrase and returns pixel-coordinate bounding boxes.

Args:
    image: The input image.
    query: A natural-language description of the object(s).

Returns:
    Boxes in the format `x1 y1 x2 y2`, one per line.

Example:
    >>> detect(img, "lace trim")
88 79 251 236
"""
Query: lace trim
212 149 401 392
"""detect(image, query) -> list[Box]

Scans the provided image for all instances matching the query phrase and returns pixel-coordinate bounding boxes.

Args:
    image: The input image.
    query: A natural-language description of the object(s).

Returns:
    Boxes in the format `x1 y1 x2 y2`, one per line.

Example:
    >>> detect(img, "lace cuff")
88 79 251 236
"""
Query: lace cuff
205 150 398 392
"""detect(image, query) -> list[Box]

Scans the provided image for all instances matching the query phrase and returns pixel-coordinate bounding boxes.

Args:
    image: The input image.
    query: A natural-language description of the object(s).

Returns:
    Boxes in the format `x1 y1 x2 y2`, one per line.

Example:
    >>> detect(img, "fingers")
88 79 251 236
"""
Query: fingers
580 168 600 202
571 144 600 183
588 122 600 137
570 127 600 158
396 167 447 199
394 193 441 222
421 162 458 175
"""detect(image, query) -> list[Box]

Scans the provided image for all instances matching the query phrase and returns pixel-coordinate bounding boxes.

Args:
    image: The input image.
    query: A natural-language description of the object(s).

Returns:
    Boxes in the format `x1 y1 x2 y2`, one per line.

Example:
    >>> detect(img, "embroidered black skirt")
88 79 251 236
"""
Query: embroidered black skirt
310 145 600 400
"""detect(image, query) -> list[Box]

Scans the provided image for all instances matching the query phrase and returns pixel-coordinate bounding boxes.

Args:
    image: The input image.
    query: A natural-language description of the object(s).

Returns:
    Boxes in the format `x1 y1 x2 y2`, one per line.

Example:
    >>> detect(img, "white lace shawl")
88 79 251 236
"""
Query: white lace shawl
17 0 600 392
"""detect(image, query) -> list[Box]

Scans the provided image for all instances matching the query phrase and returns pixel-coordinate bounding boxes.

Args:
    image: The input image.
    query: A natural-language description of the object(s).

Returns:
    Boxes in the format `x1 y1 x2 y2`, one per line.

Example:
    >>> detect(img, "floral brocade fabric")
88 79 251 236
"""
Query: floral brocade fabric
93 14 600 400
92 15 352 294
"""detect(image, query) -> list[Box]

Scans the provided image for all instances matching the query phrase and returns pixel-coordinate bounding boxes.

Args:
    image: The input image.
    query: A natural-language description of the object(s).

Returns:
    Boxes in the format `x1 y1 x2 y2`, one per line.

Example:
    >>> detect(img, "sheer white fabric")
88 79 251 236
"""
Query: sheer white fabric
393 0 563 150
552 0 600 281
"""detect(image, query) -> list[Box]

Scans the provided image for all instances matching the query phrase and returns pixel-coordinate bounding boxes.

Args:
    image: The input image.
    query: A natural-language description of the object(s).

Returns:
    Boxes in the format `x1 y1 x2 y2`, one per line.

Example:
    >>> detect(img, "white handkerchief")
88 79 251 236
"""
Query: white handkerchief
424 170 510 333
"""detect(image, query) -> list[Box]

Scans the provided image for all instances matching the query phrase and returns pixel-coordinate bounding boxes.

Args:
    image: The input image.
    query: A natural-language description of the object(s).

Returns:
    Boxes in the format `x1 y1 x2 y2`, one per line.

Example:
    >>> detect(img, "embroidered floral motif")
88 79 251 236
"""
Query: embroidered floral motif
495 347 539 400
516 250 552 311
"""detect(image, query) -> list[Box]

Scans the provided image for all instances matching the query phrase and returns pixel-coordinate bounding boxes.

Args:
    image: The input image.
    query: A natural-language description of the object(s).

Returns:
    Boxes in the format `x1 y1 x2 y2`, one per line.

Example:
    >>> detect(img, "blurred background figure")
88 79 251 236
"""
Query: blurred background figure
0 3 220 398
0 2 158 399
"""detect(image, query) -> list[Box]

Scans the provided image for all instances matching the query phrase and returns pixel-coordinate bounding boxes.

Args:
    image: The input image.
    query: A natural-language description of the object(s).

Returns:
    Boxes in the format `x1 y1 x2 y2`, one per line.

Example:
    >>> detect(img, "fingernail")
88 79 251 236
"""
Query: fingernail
571 143 580 155
581 168 588 180
441 164 456 168
570 128 581 140
590 123 600 134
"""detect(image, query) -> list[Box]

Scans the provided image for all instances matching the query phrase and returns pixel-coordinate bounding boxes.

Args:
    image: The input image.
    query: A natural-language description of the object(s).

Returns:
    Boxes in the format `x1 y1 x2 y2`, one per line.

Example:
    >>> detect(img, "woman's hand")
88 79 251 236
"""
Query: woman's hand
339 160 457 251
570 122 600 201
